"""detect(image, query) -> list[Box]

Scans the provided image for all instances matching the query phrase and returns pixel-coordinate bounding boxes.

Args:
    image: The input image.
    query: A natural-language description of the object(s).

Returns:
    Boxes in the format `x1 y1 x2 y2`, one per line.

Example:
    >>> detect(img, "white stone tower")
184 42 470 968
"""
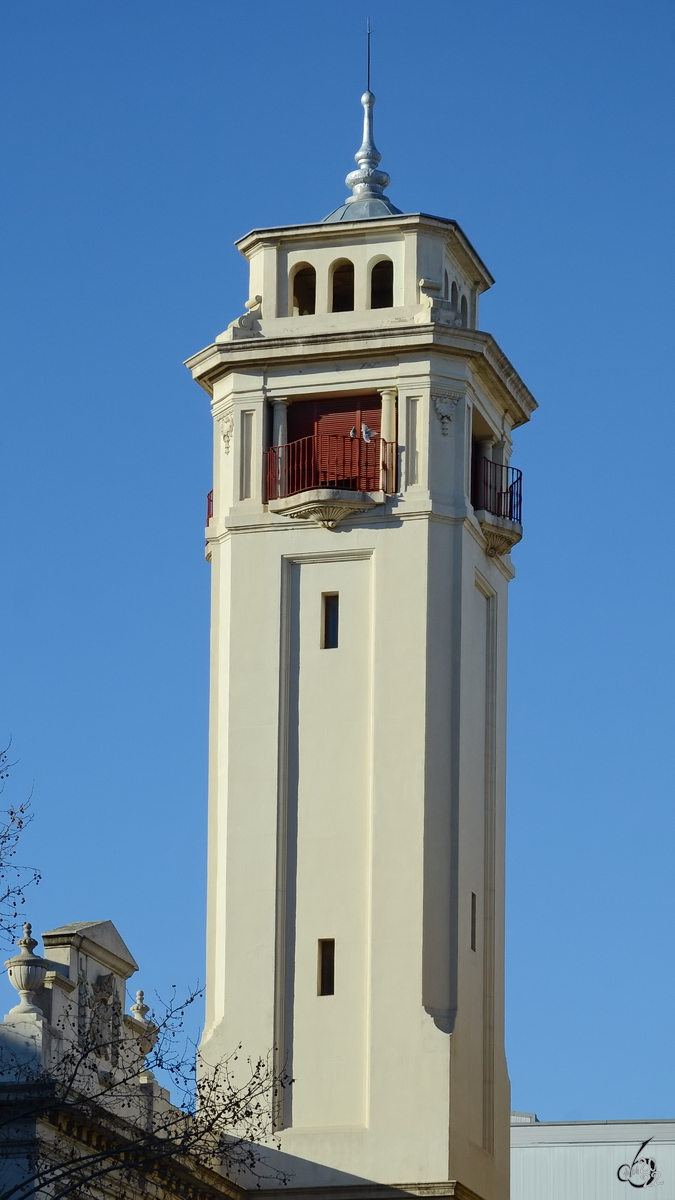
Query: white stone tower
186 90 536 1200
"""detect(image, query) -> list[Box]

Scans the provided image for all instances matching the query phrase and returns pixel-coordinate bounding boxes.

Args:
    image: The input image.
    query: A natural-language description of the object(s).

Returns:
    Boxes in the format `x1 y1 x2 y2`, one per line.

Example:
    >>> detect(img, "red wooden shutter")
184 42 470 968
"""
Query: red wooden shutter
287 400 315 442
285 397 382 491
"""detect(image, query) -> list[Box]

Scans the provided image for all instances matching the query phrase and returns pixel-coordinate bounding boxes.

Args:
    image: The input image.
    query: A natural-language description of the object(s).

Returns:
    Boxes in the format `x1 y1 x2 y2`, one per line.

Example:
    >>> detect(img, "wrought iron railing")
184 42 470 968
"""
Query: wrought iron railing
206 489 214 524
471 459 522 524
266 435 397 501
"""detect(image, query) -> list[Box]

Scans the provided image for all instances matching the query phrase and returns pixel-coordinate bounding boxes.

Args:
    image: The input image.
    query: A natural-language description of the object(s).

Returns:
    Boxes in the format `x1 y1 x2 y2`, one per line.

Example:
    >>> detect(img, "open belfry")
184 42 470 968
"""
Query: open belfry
186 83 537 1200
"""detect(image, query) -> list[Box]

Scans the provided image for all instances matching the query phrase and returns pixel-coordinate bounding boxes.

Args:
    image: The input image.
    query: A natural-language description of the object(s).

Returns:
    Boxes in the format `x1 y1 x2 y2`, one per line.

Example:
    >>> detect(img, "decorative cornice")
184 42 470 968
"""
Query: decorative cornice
186 327 537 430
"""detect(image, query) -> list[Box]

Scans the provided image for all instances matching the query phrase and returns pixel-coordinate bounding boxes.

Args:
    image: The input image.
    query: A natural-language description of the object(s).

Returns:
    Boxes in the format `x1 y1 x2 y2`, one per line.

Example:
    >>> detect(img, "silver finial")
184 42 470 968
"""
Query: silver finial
345 91 390 205
323 24 401 223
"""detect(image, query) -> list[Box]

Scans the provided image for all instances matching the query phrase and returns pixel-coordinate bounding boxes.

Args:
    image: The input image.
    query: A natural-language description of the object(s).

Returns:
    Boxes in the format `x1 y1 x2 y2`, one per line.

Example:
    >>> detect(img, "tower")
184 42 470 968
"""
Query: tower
186 89 536 1200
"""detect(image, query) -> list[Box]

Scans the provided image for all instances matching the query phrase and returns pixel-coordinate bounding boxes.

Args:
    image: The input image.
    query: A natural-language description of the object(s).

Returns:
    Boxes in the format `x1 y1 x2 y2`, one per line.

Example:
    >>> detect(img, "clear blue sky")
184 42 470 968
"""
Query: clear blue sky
1 0 674 1122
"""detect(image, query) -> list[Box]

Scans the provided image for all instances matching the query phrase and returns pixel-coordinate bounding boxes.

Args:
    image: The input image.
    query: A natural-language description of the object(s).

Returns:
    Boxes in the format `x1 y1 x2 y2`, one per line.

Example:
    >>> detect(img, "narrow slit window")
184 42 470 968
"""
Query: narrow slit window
471 892 477 952
322 593 339 649
318 939 335 995
240 410 254 500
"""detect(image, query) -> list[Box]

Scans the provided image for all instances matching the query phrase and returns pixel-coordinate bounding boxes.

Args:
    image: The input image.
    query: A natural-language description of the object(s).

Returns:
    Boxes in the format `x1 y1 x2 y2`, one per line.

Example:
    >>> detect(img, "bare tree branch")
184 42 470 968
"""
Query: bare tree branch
0 741 40 945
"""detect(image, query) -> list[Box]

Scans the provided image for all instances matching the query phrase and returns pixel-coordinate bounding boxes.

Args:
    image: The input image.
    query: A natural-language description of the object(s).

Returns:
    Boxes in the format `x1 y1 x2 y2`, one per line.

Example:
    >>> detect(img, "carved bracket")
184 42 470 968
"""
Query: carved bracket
229 295 262 331
475 513 523 558
432 391 462 435
289 503 371 531
219 409 234 454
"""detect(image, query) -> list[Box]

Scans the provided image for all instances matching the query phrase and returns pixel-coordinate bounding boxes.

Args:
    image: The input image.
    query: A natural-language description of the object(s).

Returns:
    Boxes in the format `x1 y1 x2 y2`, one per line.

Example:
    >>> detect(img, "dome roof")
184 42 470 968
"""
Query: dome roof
323 196 403 223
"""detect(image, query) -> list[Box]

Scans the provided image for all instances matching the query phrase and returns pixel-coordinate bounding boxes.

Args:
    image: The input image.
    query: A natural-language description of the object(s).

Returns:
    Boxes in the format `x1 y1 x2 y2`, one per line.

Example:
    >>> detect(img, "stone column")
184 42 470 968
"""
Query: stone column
379 388 397 445
271 398 289 499
378 389 398 493
272 397 288 446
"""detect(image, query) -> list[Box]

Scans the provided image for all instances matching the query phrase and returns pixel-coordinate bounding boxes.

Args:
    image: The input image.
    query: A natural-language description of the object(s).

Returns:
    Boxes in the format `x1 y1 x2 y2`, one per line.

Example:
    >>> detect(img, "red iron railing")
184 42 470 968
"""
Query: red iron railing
471 459 522 524
206 489 214 524
266 435 397 501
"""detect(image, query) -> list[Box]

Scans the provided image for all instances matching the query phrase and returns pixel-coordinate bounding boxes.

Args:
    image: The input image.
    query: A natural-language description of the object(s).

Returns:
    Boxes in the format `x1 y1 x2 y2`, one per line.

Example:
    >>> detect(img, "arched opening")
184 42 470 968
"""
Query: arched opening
460 295 468 327
331 260 355 312
450 281 458 311
443 270 449 300
370 259 394 308
292 265 316 316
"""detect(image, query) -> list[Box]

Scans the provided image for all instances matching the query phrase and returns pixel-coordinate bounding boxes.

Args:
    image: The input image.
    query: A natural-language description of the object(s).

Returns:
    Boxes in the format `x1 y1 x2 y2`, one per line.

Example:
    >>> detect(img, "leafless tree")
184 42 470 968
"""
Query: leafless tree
0 746 289 1199
0 981 290 1200
0 742 40 945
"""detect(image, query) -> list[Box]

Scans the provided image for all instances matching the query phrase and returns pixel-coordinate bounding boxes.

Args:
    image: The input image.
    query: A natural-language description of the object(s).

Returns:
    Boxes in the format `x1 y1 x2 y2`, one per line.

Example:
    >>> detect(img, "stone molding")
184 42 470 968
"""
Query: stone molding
253 1182 486 1200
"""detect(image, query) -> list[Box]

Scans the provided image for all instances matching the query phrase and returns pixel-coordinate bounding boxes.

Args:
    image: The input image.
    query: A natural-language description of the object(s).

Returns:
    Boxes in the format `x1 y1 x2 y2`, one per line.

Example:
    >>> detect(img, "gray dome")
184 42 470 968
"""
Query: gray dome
323 196 403 223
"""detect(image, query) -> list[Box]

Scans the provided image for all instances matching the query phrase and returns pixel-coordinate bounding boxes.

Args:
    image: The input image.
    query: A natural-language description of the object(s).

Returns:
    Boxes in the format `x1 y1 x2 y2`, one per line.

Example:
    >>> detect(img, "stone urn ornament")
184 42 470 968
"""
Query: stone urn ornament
5 922 48 1014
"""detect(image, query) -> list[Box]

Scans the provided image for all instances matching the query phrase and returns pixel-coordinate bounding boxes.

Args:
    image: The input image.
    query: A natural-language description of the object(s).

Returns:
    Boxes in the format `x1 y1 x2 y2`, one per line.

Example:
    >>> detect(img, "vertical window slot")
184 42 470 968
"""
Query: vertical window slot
240 410 254 500
322 593 339 649
318 939 335 995
471 892 477 952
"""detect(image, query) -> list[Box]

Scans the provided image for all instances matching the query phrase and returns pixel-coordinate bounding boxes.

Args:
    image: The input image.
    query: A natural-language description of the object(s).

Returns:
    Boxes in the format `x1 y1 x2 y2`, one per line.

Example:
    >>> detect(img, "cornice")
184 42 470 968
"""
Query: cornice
185 326 536 428
252 1183 486 1200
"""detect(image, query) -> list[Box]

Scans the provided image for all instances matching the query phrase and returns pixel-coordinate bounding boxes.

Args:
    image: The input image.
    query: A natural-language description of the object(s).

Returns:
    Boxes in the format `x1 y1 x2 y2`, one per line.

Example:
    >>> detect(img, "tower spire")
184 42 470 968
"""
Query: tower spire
323 27 402 224
345 90 390 204
345 21 389 205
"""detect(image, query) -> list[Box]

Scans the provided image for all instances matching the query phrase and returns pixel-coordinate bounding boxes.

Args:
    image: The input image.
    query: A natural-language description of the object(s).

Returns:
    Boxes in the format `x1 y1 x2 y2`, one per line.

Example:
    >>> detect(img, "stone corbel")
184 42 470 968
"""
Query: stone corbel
229 295 262 330
218 409 234 454
413 279 438 325
217 296 263 342
432 390 462 435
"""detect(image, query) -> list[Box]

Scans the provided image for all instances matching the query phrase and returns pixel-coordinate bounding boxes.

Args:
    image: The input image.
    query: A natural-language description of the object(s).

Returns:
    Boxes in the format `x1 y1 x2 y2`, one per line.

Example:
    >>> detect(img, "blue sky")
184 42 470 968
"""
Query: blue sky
1 0 674 1122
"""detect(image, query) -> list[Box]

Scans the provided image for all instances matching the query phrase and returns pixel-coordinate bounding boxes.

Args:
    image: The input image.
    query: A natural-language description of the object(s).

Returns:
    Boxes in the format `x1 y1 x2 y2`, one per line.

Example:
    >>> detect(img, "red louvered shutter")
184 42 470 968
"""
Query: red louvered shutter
285 397 382 492
287 400 316 442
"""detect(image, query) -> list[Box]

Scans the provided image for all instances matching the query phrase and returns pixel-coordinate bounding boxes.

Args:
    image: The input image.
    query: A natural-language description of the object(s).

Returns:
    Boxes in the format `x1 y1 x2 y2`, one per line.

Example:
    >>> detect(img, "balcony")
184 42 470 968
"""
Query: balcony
266 434 397 529
471 458 523 556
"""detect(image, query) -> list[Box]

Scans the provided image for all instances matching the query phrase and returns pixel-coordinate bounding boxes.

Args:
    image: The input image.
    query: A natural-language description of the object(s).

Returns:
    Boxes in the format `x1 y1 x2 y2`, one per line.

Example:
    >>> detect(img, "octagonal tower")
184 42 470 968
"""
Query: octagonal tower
186 89 537 1200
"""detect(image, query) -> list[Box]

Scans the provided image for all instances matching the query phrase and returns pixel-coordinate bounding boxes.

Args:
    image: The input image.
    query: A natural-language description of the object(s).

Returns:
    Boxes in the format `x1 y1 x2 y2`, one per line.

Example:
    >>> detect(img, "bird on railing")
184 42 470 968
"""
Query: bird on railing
349 424 376 442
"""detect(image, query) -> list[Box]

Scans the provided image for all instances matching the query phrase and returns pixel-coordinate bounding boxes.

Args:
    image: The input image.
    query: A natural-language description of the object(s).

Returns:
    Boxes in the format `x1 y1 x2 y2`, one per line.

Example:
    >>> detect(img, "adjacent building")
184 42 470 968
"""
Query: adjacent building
511 1111 674 1197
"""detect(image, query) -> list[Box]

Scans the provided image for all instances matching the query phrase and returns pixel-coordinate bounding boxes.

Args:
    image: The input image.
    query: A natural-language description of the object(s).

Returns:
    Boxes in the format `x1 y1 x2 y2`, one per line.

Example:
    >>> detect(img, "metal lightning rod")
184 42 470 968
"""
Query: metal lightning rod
366 17 371 91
